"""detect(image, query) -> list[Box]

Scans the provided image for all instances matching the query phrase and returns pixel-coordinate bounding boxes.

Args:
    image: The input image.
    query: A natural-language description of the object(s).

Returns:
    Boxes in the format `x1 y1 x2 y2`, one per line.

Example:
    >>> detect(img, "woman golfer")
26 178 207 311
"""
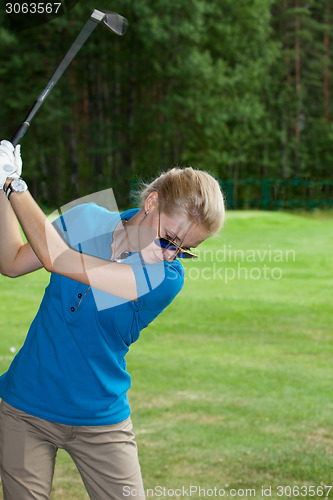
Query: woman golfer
0 139 225 500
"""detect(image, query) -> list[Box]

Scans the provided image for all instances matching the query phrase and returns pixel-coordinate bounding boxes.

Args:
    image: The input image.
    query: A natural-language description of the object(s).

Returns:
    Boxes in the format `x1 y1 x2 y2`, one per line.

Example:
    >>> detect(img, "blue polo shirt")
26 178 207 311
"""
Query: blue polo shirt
0 204 184 425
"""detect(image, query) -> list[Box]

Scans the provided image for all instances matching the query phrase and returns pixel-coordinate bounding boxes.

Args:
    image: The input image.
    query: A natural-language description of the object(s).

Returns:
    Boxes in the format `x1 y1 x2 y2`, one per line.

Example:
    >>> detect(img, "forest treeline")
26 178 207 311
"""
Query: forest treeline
0 0 332 207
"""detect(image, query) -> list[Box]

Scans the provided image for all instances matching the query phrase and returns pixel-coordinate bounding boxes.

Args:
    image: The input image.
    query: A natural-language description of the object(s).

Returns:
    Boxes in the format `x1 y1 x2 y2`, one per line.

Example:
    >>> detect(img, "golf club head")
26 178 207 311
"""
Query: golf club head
103 12 128 36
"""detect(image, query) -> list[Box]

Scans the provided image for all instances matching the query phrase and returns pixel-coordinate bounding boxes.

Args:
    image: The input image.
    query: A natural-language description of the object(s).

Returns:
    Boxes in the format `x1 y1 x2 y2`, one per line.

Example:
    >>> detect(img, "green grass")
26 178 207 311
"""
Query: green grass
0 211 332 499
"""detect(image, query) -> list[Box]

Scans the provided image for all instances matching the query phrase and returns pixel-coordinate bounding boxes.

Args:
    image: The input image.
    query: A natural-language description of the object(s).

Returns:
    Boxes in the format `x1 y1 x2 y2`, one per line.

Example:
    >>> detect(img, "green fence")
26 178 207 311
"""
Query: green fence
130 178 332 211
222 178 333 211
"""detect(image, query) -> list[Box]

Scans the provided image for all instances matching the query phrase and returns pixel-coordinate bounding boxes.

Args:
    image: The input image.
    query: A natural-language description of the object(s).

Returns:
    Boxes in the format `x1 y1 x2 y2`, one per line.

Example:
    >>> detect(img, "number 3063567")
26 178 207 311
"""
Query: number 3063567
277 485 332 497
5 3 62 14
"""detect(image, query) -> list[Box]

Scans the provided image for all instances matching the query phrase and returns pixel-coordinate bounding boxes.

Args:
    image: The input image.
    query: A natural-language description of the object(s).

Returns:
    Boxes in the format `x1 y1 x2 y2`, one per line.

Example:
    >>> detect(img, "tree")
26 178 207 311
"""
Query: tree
0 0 332 208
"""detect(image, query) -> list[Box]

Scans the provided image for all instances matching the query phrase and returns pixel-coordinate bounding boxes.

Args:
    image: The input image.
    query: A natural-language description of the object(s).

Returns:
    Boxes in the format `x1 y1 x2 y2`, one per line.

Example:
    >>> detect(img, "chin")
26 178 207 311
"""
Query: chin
141 250 164 264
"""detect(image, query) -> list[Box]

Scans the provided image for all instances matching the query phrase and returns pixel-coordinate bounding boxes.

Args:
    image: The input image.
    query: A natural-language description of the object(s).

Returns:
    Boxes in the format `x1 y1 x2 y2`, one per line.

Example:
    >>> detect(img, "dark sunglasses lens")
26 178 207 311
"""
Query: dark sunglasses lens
156 238 197 259
157 238 178 251
177 252 196 259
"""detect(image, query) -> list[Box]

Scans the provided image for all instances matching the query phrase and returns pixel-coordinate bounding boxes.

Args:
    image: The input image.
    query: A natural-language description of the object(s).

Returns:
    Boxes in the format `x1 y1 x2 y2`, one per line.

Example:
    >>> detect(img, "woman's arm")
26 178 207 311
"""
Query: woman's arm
0 189 43 277
8 188 138 301
0 140 43 277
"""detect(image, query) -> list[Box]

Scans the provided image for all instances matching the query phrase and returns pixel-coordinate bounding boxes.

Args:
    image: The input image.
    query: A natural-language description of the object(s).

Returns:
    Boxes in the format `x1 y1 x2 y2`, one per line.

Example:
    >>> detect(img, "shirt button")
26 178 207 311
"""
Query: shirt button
78 293 82 298
71 307 75 312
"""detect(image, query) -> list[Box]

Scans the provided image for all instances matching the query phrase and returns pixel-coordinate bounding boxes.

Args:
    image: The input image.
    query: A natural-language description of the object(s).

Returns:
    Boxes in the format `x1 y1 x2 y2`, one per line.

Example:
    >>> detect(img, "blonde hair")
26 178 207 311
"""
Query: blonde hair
138 167 225 237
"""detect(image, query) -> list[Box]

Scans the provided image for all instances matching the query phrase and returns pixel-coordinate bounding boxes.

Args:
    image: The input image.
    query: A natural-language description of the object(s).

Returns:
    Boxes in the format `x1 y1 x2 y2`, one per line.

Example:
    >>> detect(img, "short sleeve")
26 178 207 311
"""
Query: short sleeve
135 260 185 330
52 203 119 259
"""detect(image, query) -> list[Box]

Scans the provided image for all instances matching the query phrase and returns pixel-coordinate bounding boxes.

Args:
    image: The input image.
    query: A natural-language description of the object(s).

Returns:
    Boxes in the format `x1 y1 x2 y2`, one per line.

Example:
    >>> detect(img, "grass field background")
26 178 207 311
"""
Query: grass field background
0 210 332 499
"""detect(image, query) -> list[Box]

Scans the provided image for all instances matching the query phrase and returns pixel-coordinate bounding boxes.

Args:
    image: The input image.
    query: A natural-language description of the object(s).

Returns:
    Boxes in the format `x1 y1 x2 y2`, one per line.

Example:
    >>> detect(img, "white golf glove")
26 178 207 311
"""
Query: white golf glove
0 140 22 191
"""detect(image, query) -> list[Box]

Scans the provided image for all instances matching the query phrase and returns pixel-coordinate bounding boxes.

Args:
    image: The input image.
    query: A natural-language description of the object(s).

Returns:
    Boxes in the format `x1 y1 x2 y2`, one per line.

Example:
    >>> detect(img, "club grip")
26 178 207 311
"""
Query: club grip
11 122 30 147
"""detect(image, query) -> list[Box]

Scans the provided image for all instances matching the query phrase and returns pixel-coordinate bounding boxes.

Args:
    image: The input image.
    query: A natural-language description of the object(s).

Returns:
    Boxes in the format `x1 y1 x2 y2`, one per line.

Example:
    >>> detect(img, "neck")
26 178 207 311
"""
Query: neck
111 209 147 260
124 208 145 228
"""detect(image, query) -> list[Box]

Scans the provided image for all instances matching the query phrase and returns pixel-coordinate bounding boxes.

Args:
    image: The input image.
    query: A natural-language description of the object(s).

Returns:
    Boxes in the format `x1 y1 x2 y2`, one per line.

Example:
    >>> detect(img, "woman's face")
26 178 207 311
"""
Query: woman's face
139 208 208 264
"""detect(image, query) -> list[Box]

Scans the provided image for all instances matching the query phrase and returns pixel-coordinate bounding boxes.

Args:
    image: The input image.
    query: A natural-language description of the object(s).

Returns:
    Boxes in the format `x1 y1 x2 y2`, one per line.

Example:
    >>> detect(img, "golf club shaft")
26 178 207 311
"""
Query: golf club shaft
11 9 105 147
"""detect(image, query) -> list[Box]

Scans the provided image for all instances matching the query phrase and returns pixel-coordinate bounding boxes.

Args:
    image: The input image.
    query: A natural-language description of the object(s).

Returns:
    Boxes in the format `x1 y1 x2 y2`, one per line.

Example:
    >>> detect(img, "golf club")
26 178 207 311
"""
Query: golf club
11 9 128 147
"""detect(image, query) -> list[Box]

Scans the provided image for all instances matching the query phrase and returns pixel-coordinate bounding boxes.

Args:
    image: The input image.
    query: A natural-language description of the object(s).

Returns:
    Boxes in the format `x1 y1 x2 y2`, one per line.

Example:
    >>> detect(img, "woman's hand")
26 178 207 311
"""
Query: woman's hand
0 140 22 190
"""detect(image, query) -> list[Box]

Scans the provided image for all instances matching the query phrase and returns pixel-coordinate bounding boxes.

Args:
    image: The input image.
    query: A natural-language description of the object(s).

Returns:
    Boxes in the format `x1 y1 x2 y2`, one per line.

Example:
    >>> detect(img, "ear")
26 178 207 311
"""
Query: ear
144 191 159 212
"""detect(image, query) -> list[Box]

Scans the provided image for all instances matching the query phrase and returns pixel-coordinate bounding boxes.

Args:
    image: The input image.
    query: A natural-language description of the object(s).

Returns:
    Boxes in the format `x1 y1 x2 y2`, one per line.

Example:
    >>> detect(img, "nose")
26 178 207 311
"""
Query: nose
163 248 178 261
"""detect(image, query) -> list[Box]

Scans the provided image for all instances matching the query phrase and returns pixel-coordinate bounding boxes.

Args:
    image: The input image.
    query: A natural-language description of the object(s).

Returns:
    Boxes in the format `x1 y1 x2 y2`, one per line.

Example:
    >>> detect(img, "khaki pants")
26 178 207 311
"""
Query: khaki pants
0 401 145 500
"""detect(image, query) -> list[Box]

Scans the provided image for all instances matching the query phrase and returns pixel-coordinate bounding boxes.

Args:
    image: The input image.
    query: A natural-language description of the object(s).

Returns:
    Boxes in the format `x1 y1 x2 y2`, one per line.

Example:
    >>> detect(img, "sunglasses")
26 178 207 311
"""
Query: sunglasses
155 211 197 259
